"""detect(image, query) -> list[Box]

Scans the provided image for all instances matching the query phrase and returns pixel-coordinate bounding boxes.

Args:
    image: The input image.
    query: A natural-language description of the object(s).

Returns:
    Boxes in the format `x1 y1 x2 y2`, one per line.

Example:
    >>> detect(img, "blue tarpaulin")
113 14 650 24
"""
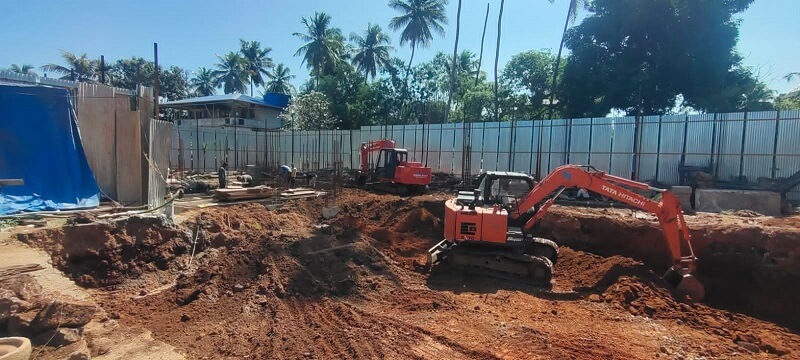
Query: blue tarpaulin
0 84 100 215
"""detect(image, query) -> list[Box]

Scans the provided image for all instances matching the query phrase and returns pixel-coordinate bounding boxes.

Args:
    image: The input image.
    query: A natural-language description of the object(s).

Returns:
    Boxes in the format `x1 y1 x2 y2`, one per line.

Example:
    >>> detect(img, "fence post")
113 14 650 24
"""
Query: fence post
771 110 781 179
654 116 663 181
738 111 748 179
631 114 641 181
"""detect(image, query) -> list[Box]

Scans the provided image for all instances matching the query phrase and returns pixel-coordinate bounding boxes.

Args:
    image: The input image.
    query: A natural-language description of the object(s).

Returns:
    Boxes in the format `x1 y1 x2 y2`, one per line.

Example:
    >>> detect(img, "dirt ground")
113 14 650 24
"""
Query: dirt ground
8 189 800 359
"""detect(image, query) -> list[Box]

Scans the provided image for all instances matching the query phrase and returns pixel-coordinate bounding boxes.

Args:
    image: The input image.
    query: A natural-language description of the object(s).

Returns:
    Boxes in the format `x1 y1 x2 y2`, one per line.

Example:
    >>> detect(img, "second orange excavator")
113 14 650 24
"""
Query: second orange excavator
426 165 705 302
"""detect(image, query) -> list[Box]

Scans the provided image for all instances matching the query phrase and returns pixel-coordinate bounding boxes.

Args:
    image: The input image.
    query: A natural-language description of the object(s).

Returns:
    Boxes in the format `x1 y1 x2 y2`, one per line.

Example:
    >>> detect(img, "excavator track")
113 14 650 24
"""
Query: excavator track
443 242 554 286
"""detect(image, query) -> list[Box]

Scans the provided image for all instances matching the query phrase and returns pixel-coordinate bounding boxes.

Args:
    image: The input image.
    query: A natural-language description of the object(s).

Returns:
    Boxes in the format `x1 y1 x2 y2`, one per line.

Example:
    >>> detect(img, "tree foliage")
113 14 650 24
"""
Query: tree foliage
266 63 296 94
110 57 191 100
294 12 345 78
212 52 249 94
8 64 36 75
561 0 768 117
279 91 337 130
41 50 97 82
239 39 274 95
350 23 394 80
191 67 216 97
502 50 561 118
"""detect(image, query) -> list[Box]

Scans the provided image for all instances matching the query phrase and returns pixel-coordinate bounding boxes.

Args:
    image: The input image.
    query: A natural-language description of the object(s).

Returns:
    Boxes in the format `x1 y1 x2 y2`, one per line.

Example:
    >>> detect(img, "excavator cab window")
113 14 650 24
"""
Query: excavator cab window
487 177 534 206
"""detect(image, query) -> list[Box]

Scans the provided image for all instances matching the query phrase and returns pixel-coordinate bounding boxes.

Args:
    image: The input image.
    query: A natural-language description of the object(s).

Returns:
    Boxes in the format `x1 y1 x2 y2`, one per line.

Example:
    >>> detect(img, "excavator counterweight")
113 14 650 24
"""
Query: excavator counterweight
426 165 705 302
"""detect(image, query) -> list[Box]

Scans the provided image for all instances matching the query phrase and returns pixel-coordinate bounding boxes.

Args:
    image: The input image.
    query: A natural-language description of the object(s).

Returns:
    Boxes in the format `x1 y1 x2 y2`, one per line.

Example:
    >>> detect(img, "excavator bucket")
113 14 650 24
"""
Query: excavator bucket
425 240 452 272
663 266 705 302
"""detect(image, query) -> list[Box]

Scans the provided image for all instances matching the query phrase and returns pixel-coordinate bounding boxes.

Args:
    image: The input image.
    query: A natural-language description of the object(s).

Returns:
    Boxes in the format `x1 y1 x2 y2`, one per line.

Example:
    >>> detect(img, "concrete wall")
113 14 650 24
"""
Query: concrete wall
695 189 782 216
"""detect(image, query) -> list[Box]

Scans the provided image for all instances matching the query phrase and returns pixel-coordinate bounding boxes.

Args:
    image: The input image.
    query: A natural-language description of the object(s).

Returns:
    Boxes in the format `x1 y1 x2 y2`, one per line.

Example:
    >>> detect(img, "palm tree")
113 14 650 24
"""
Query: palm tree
786 72 800 82
191 67 216 96
293 12 345 82
388 0 448 75
213 52 249 94
547 0 587 119
266 63 296 94
8 64 36 76
41 50 97 82
350 23 394 81
240 39 274 96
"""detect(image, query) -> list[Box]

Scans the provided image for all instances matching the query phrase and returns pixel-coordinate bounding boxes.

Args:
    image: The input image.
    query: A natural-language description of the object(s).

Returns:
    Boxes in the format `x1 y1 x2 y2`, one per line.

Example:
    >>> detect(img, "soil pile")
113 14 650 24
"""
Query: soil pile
17 217 186 287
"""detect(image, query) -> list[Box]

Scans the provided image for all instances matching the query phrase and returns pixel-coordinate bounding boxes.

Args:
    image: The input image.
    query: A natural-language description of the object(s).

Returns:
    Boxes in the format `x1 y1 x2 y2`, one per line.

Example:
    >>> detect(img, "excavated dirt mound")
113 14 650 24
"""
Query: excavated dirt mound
536 206 800 330
17 217 187 287
19 190 800 359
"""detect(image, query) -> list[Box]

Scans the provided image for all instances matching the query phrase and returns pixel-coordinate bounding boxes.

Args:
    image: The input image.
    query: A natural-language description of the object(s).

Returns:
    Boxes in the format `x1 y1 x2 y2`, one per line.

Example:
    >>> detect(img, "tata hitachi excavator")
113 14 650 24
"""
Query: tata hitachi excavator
426 165 705 302
356 139 432 195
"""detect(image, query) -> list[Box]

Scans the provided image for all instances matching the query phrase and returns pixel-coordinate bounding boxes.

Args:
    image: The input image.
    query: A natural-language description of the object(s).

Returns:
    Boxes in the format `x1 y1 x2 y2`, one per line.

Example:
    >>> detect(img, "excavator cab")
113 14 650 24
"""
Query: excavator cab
375 148 406 180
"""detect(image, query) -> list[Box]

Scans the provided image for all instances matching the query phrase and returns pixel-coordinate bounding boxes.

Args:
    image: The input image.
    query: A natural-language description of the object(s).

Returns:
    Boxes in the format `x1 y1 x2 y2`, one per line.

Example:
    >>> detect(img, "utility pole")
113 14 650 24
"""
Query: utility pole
153 42 160 119
100 55 106 84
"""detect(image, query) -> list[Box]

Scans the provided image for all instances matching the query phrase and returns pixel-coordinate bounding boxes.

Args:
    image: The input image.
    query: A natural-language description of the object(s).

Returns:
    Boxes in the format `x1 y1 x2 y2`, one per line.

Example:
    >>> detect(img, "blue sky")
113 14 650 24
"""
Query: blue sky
1 0 797 94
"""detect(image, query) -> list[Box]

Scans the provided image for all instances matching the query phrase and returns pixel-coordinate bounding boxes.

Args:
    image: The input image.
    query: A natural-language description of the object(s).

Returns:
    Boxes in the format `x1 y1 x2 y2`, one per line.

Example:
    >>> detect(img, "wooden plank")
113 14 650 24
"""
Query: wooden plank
116 96 143 206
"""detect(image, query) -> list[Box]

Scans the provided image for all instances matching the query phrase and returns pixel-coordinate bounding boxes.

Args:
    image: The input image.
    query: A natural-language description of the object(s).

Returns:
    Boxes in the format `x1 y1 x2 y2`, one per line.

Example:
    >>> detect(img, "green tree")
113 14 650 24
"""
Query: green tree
266 63 296 94
213 52 249 94
350 23 394 80
502 50 560 118
547 0 587 118
41 50 96 82
8 64 36 76
388 0 448 75
279 91 337 130
294 12 345 80
239 39 274 96
191 67 216 97
110 57 190 100
561 0 762 117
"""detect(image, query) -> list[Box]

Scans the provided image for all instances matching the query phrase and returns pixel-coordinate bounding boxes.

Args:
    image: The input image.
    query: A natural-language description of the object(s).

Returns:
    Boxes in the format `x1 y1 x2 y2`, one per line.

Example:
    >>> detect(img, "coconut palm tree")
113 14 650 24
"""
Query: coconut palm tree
213 52 249 94
239 39 274 96
266 63 296 94
786 72 800 82
293 12 345 81
8 64 36 76
350 23 394 81
547 0 587 118
191 67 216 96
388 0 448 75
41 50 97 82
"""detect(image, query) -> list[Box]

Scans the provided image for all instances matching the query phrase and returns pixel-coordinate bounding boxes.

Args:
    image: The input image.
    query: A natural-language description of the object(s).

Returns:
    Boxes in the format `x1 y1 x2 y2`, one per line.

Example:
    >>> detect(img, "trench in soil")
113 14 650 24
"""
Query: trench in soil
16 190 800 359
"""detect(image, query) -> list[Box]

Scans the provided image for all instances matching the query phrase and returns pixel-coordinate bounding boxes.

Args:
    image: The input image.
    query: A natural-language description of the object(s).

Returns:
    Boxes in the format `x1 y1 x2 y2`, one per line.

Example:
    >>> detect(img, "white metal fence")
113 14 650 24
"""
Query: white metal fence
171 111 800 200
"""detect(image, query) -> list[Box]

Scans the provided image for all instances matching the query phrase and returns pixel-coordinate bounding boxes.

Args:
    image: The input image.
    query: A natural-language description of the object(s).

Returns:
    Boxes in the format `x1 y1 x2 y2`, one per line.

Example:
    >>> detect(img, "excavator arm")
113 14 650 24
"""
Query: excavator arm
511 165 697 271
360 139 396 172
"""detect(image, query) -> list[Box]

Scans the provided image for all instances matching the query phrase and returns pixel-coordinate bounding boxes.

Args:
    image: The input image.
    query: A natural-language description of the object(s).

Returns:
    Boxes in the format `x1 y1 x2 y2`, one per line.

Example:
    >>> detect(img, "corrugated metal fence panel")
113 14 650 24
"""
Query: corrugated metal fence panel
638 116 661 181
775 110 800 179
538 120 553 173
512 121 534 173
480 122 498 171
470 122 486 173
148 119 172 209
569 118 591 166
742 111 778 182
548 119 568 174
440 123 459 174
716 112 745 181
684 114 714 168
589 117 612 172
657 115 686 184
610 117 634 178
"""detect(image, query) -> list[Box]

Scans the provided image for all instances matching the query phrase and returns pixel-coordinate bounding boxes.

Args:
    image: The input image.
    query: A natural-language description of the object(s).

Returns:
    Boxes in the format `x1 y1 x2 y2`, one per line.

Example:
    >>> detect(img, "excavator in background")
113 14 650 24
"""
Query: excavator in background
357 139 432 195
426 165 705 302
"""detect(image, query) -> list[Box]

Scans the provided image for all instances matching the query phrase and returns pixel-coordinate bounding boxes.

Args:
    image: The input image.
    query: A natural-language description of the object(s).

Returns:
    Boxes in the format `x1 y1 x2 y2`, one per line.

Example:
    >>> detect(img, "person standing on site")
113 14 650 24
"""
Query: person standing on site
278 164 291 186
290 164 298 187
218 162 228 189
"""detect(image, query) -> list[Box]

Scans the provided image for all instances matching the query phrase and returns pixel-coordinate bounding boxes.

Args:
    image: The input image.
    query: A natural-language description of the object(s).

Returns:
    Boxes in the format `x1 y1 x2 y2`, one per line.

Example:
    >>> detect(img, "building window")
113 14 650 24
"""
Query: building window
177 120 182 126
238 118 245 125
225 118 231 125
194 111 203 118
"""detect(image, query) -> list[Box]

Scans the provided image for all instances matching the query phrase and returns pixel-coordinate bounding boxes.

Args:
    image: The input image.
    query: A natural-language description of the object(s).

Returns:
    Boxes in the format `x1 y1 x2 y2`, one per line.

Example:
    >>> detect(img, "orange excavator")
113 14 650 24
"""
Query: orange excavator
357 139 432 195
426 165 705 302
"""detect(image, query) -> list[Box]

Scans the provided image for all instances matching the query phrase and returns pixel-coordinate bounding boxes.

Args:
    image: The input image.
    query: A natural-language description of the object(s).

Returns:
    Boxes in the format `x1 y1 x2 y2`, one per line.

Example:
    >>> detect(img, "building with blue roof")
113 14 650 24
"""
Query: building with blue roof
162 93 288 130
